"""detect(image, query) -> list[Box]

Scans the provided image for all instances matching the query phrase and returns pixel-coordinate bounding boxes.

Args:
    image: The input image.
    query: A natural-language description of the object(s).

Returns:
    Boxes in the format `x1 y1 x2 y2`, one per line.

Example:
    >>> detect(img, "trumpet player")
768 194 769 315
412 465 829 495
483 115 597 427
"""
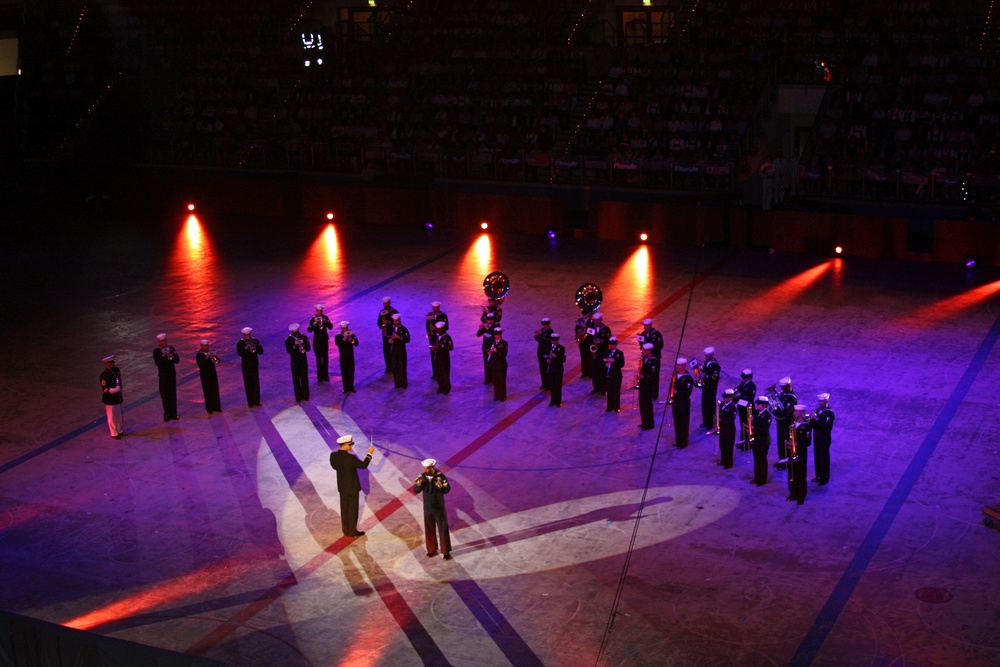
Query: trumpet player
604 337 625 412
432 321 453 394
772 377 797 471
307 304 333 383
717 389 737 469
285 323 311 402
811 393 835 485
735 369 756 440
546 333 567 407
637 343 659 431
153 333 181 421
670 358 695 448
334 322 359 394
389 313 410 390
699 347 721 432
751 395 772 486
377 296 398 374
588 312 612 395
414 458 452 560
488 327 508 401
100 354 126 439
236 327 263 407
786 405 812 505
425 301 448 380
476 312 498 384
196 339 222 414
533 318 554 389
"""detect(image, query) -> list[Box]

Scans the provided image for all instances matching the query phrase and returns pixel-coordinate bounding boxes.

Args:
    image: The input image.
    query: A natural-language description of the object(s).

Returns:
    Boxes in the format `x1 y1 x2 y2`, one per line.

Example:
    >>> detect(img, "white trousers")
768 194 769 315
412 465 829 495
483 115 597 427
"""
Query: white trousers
106 404 123 437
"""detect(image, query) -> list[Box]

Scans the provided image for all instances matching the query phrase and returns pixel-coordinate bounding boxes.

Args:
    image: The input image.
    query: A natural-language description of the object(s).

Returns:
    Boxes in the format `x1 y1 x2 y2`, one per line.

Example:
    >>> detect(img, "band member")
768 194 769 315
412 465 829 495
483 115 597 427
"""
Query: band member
488 327 509 401
482 297 503 325
389 313 410 389
604 337 625 412
751 395 772 486
588 312 612 395
638 343 659 431
786 405 811 504
432 321 453 394
153 333 181 421
377 296 398 374
574 312 593 378
700 346 721 430
716 389 737 468
671 357 695 448
196 339 222 413
773 376 796 471
476 313 498 384
236 327 263 407
285 323 310 402
637 318 664 360
546 333 567 407
534 318 554 389
811 393 835 485
100 354 126 439
735 369 756 436
307 304 333 383
425 301 448 380
414 458 452 560
329 434 375 538
334 321 359 394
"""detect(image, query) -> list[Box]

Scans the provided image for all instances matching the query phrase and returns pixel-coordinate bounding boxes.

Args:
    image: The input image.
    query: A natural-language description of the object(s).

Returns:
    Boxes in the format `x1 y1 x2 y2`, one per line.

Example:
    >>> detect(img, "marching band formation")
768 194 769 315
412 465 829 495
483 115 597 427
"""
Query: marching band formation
100 274 836 504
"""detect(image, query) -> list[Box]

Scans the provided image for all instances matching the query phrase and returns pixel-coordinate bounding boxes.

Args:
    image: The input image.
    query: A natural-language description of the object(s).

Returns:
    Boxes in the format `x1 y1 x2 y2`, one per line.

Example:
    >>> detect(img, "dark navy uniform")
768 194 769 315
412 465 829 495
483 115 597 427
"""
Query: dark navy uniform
574 315 592 378
330 443 372 537
285 329 311 402
414 470 452 558
751 401 772 486
389 322 410 389
735 373 757 440
546 339 567 406
334 328 358 393
236 332 263 407
774 387 797 470
307 310 333 382
196 347 222 413
588 319 612 394
153 340 180 421
488 335 509 401
377 302 399 373
671 369 695 448
433 330 454 394
718 397 737 468
787 419 811 504
700 356 721 428
638 354 659 430
533 322 554 389
811 404 836 484
476 320 498 383
425 307 448 380
604 346 625 412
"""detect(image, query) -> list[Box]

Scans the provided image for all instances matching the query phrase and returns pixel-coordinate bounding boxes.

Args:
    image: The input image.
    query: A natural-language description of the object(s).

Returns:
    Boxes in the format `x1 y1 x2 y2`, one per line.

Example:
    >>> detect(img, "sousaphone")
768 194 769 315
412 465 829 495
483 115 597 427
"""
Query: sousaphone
482 271 511 300
575 282 603 314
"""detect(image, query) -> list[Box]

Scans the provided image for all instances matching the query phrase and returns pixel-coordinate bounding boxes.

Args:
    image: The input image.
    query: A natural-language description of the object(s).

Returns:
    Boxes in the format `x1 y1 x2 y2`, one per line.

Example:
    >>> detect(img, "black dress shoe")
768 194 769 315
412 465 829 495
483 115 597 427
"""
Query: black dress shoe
351 531 366 537
426 551 438 558
797 500 804 505
112 434 122 440
443 554 452 560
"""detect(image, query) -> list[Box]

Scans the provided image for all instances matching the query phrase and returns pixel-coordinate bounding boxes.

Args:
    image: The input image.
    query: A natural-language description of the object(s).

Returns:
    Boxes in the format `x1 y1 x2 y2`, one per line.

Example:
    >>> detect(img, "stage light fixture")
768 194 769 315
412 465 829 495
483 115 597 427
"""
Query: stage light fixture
326 212 334 220
424 220 434 230
639 232 648 242
187 203 196 211
965 257 976 269
546 228 557 240
480 221 489 230
834 246 843 255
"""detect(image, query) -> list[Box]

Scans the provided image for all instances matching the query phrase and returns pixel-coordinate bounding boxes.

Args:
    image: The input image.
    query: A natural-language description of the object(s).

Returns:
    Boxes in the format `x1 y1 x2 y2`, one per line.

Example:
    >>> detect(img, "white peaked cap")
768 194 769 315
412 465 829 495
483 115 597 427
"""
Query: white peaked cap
156 333 167 341
642 343 654 350
288 323 300 332
494 327 503 333
241 327 253 334
592 312 603 319
794 404 807 411
609 337 618 343
541 317 551 323
818 393 830 401
676 357 688 365
723 388 735 396
391 313 401 320
755 395 769 403
315 304 324 310
551 333 561 338
780 376 792 386
435 321 446 329
431 301 441 307
336 435 353 445
340 321 350 328
642 318 653 325
742 368 753 376
704 346 715 355
382 296 392 303
200 339 210 346
421 458 436 468
102 354 116 362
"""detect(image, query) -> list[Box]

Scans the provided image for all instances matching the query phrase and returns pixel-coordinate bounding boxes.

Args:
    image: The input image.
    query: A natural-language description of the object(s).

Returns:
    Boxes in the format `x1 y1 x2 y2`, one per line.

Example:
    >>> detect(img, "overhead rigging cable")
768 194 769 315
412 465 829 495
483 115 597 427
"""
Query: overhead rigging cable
594 242 705 667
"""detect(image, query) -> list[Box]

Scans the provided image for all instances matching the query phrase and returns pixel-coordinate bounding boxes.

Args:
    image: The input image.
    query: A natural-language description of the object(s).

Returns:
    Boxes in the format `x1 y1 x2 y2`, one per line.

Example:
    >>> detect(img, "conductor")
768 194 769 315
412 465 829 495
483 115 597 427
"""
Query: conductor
329 435 376 538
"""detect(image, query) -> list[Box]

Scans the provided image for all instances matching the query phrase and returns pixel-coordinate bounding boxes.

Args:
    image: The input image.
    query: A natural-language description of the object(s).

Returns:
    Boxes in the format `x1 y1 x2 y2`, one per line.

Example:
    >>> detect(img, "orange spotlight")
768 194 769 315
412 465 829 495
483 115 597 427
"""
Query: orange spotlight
460 234 494 278
639 232 649 242
834 245 843 255
608 246 653 308
326 212 335 220
186 203 196 211
295 224 343 291
480 221 489 230
892 279 1000 329
750 260 833 322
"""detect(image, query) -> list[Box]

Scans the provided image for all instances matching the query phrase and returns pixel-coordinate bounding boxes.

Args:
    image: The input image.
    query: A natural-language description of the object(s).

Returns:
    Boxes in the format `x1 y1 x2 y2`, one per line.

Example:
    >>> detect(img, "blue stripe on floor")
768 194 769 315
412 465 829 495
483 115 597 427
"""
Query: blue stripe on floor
788 313 1000 667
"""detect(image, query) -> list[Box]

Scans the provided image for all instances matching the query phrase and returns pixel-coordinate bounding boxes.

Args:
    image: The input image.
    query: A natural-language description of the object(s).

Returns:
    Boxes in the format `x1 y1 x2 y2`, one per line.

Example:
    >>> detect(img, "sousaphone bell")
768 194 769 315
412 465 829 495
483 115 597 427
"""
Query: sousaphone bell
575 282 603 314
482 271 511 300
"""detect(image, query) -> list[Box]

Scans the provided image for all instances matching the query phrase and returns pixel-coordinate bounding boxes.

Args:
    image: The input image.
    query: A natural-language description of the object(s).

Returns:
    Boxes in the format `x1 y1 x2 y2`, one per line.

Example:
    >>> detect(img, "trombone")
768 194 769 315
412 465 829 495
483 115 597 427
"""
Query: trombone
712 399 721 456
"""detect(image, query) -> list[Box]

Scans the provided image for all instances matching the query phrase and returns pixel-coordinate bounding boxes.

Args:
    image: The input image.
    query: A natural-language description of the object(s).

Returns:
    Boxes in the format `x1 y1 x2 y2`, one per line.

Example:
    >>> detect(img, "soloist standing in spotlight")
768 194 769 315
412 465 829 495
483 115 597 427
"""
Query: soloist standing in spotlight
389 313 410 389
100 354 126 439
717 389 737 469
604 337 625 412
546 333 567 407
476 312 498 384
488 327 509 401
236 327 263 407
638 343 658 430
425 301 448 380
811 393 835 485
533 317 554 389
414 458 452 560
307 304 333 383
751 395 772 486
432 321 453 394
700 347 721 431
377 296 398 374
334 321 358 394
153 333 180 421
588 312 612 395
285 323 311 402
329 435 375 538
196 339 222 413
670 358 695 448
786 405 811 504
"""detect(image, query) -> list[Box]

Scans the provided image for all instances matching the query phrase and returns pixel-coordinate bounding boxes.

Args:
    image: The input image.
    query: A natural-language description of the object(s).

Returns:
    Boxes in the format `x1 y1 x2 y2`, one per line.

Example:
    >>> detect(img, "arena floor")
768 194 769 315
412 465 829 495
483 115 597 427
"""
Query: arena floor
1 207 999 667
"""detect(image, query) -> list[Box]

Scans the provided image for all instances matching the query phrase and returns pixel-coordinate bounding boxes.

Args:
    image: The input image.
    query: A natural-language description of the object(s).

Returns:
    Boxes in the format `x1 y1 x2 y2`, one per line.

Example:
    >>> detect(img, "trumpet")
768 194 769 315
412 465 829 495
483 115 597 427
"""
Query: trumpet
163 345 175 361
245 339 258 354
345 330 358 345
208 350 221 365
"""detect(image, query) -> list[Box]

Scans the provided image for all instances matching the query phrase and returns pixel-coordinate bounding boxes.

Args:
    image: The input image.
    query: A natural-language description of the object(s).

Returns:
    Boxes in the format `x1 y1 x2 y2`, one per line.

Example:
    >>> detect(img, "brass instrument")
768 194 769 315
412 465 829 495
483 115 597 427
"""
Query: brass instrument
486 343 498 365
574 282 603 314
209 350 221 365
246 339 258 354
544 343 557 374
763 383 783 412
293 336 307 354
345 330 358 345
712 399 721 456
786 421 799 483
163 345 175 361
483 271 511 300
688 358 704 387
744 401 754 463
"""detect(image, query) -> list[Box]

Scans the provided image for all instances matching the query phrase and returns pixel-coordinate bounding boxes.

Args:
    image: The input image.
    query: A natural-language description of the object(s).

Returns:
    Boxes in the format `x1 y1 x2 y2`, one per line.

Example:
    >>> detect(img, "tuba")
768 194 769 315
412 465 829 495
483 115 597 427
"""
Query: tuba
482 271 511 301
574 282 603 314
688 358 703 387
